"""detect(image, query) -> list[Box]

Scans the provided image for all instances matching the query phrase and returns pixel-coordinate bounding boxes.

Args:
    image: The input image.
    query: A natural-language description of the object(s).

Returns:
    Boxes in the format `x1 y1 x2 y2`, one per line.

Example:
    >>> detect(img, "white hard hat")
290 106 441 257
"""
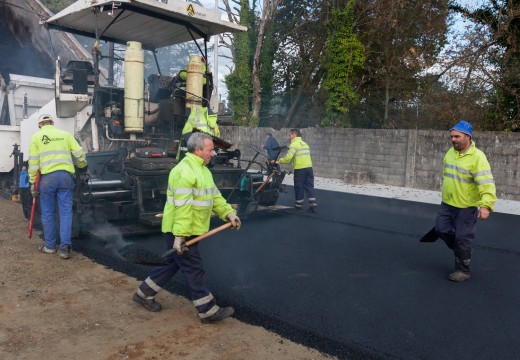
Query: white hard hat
38 114 53 124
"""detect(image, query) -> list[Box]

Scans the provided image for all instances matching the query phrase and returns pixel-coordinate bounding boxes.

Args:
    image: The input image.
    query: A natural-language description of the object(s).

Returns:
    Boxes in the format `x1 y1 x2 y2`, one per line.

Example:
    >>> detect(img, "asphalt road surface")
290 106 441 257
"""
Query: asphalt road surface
76 187 520 360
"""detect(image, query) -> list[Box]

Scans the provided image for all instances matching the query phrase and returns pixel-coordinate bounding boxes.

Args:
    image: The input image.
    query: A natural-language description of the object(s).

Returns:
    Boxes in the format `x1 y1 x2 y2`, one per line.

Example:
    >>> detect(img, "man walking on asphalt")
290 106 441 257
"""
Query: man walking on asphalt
435 120 496 282
28 114 88 259
275 129 317 213
133 132 241 323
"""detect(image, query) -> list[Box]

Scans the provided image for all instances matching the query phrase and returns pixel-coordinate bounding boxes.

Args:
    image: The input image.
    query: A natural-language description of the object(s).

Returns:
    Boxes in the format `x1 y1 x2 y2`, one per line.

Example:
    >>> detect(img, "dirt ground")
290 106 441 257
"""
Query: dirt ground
0 197 334 360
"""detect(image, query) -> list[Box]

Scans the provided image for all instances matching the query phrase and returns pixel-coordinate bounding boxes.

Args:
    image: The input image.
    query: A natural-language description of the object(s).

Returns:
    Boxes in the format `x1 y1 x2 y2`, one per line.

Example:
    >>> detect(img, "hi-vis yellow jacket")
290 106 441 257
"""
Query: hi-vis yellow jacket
161 152 235 236
182 107 220 137
278 136 313 170
28 125 87 184
441 141 496 211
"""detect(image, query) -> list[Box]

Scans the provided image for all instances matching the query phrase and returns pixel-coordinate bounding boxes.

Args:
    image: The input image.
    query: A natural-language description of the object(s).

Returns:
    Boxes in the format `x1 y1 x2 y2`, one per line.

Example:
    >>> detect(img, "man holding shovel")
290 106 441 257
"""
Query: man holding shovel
133 132 241 323
434 120 496 282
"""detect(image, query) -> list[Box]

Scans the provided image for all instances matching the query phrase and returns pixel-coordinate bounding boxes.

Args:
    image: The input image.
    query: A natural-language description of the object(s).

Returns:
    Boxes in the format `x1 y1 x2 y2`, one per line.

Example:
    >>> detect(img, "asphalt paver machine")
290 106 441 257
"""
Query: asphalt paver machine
31 0 287 238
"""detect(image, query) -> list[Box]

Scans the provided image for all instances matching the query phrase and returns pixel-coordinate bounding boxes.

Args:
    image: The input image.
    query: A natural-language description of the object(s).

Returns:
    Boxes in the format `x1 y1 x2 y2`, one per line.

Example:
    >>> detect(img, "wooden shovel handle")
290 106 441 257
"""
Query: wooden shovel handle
162 222 233 258
186 223 233 246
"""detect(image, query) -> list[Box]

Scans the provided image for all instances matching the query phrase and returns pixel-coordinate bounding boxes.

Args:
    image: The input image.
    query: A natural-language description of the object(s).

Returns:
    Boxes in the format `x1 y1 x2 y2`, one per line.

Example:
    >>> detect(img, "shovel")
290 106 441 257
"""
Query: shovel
162 222 233 258
419 227 439 243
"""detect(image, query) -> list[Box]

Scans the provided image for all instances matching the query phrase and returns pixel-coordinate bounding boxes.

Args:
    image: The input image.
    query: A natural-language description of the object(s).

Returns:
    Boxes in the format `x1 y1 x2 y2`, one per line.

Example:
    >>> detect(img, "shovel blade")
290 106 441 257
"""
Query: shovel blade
420 227 439 243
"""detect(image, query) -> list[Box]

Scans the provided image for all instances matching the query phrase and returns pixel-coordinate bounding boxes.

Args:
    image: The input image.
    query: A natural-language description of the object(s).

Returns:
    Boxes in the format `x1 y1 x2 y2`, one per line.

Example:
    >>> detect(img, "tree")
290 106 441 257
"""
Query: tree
272 0 328 128
353 0 449 128
224 0 253 125
450 0 520 130
251 0 282 125
259 25 276 126
321 0 365 127
40 0 75 13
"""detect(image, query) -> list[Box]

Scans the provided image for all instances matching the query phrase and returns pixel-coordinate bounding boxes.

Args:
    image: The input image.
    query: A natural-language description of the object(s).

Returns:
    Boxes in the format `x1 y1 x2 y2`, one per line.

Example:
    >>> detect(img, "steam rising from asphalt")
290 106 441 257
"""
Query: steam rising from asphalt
87 222 166 265
87 222 129 261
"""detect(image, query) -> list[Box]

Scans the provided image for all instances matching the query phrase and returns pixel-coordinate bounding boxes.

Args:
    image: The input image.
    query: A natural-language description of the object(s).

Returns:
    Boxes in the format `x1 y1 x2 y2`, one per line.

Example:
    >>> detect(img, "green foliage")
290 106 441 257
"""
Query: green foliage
225 0 253 125
353 0 449 129
40 0 75 13
259 25 276 127
321 0 365 127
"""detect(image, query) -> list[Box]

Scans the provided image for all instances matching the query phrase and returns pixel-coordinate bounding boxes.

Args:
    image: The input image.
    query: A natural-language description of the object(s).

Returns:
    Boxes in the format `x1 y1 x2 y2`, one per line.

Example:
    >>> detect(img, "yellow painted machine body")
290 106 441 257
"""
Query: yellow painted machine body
186 55 204 109
124 41 144 133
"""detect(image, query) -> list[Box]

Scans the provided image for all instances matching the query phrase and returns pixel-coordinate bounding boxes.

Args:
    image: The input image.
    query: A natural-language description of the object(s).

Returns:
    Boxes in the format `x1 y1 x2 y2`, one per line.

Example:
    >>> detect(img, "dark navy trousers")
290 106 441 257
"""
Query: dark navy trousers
435 202 478 260
293 167 317 209
137 233 217 317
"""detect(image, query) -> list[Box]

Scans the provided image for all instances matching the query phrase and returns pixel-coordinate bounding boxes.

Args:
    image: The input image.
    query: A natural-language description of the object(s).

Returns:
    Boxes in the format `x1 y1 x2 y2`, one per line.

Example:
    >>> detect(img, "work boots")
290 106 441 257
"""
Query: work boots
200 306 235 323
132 292 162 312
448 257 471 282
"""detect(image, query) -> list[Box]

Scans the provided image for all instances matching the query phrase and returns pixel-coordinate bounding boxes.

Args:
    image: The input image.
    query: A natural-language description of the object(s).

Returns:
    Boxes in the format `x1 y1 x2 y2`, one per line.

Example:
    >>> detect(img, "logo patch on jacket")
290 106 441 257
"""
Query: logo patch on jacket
41 135 64 144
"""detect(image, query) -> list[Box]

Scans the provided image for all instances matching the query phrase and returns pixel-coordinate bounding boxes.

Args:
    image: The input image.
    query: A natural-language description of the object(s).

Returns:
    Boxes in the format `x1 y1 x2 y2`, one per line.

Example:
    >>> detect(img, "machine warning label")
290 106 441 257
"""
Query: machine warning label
186 4 195 16
186 4 206 18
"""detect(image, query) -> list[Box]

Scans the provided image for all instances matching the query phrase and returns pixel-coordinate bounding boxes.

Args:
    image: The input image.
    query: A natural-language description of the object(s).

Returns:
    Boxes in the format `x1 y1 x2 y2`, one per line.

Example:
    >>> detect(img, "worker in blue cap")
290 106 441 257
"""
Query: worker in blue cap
434 120 496 282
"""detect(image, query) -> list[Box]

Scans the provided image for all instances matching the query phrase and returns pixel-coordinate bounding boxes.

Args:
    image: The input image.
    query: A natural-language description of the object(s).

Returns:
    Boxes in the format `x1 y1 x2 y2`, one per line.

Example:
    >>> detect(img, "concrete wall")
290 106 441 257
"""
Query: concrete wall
220 127 520 201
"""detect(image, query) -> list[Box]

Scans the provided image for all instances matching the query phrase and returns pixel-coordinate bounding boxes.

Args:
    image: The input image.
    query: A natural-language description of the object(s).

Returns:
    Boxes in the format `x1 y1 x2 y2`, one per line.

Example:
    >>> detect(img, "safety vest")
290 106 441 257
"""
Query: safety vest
161 152 235 236
278 136 313 170
182 107 220 137
28 125 87 184
441 141 496 210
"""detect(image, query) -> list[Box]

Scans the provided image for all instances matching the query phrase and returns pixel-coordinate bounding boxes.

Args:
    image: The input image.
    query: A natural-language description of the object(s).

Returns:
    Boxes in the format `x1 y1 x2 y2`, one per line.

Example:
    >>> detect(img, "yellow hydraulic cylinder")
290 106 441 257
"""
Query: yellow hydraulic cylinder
186 55 204 109
124 41 144 133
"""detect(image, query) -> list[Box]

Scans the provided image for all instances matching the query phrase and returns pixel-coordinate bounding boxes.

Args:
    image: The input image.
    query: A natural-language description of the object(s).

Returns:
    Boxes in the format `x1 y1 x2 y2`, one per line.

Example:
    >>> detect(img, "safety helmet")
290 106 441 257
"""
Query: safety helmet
38 114 53 124
450 120 472 137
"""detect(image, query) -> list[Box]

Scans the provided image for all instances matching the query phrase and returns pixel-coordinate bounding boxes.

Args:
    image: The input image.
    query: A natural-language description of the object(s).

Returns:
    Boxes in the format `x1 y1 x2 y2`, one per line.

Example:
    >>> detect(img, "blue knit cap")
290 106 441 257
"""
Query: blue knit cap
450 120 472 137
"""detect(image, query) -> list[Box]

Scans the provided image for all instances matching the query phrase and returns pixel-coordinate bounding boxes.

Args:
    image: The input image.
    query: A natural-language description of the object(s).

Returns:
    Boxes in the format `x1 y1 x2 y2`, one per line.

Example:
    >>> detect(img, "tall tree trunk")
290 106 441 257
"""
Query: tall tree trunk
384 82 390 127
252 0 280 121
282 77 309 128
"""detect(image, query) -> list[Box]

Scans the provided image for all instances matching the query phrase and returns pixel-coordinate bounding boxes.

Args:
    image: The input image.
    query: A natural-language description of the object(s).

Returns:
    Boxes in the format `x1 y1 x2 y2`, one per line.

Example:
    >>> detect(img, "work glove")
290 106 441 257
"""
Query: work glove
30 184 39 197
173 236 189 255
227 213 241 230
77 165 88 174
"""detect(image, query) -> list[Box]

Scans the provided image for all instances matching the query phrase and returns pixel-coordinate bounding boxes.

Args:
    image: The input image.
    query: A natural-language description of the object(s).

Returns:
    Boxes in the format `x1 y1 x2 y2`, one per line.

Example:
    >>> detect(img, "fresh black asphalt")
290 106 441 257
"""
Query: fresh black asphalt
75 187 520 360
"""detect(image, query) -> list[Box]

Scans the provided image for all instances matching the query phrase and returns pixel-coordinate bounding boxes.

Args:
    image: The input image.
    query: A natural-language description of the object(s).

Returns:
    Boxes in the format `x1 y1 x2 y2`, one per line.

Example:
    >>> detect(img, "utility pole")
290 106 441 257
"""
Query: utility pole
210 0 219 113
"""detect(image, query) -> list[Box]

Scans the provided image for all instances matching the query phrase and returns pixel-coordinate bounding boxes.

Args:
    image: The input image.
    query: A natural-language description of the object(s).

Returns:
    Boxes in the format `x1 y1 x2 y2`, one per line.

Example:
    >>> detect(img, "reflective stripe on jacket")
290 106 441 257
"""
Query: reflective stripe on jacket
28 125 87 184
441 141 496 211
278 136 312 170
161 152 235 236
181 107 220 137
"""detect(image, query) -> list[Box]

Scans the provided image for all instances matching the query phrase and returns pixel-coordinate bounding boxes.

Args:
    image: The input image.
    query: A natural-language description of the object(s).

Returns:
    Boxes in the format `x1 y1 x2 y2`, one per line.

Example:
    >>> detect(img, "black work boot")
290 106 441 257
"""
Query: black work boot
448 258 471 282
133 292 162 312
200 306 234 324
